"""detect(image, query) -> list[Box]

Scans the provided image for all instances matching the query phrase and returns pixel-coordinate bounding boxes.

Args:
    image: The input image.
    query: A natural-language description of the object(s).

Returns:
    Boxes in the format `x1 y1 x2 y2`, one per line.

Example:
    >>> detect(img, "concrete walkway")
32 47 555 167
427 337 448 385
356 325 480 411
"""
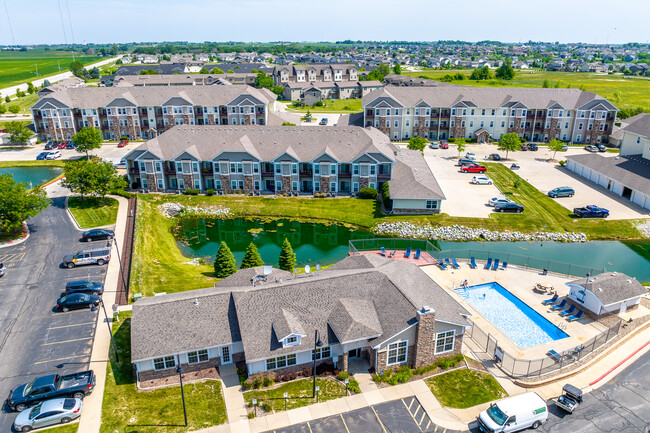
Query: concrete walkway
220 363 250 432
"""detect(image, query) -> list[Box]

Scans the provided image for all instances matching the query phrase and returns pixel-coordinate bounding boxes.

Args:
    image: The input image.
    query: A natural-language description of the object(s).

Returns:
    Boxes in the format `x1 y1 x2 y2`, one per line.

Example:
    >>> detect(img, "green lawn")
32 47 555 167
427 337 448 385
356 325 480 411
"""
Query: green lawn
67 197 119 228
100 312 228 433
285 98 363 113
46 423 79 433
0 50 103 89
0 160 65 168
426 369 507 409
243 378 347 412
403 69 650 112
4 92 39 114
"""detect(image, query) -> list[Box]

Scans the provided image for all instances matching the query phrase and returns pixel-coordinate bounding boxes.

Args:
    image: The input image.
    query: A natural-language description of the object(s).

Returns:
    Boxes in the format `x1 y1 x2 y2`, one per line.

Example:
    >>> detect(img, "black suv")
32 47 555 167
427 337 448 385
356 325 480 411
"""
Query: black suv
494 202 524 213
44 141 58 150
81 229 114 242
528 143 538 151
65 280 104 295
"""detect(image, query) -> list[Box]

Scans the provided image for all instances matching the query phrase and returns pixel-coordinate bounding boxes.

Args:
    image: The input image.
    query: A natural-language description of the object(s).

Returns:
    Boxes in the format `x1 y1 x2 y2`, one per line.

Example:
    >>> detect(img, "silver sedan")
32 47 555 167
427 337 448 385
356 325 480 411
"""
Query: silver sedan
488 197 513 207
13 398 82 432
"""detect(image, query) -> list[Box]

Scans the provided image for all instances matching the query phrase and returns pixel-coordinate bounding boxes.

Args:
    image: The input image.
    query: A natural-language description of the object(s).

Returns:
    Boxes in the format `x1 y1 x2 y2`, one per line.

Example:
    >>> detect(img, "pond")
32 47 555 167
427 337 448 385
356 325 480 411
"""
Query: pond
0 166 62 188
176 218 650 282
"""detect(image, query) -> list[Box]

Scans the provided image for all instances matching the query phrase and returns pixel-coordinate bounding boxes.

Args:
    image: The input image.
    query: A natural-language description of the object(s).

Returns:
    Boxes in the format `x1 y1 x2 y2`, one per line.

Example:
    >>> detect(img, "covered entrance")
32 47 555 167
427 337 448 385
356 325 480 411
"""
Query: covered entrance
622 186 632 200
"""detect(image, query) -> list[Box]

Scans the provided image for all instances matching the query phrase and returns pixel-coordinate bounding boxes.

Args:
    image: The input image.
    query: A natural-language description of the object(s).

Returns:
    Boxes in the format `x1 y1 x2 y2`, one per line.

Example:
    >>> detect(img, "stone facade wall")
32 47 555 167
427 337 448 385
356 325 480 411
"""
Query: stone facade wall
542 118 561 142
220 174 231 193
413 309 437 368
392 208 440 215
281 175 292 193
244 175 254 191
588 120 604 144
359 177 369 189
145 174 157 191
320 176 330 193
182 174 194 189
450 116 466 138
507 118 525 135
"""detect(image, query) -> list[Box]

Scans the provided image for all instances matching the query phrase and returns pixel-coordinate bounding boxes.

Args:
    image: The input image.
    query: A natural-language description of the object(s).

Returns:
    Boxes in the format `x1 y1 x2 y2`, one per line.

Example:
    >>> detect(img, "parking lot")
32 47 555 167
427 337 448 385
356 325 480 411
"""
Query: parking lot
0 185 109 432
0 140 136 162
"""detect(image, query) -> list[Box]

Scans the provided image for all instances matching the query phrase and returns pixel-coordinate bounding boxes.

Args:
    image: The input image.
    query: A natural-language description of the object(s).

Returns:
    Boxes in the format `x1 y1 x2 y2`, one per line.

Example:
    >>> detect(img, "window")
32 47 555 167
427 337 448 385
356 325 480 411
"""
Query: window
215 179 222 190
292 163 297 174
471 109 475 115
253 163 259 173
501 121 505 127
285 336 298 345
394 120 398 127
481 109 485 115
426 200 438 209
254 180 260 190
330 182 336 192
314 164 320 175
193 162 199 173
231 180 237 190
637 137 641 144
370 165 376 176
292 181 298 191
578 124 583 130
353 182 359 192
369 182 375 189
314 181 320 192
565 122 569 129
451 109 456 116
194 179 200 189
405 120 410 127
275 164 281 174
155 162 162 172
330 164 336 175
435 330 455 354
386 109 391 116
139 162 146 172
312 346 331 361
154 356 176 370
588 123 593 131
353 164 359 175
188 349 208 364
157 179 163 189
276 181 282 191
266 354 297 371
387 341 408 365
490 121 494 127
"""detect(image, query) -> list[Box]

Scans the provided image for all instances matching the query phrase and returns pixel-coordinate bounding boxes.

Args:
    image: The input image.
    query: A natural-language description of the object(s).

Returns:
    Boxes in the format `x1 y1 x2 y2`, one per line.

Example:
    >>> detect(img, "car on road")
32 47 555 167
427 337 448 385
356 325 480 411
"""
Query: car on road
439 140 449 149
487 153 501 161
63 247 111 269
117 139 129 148
0 262 5 277
65 142 76 149
457 158 475 166
494 202 524 213
465 152 477 160
429 142 439 149
461 163 487 173
319 118 328 125
574 205 609 218
56 293 101 312
65 280 104 296
597 144 607 152
13 398 83 432
561 144 568 151
45 150 61 160
548 186 575 198
44 142 58 150
36 152 49 160
478 392 548 433
521 144 528 151
81 229 114 242
57 142 67 149
471 175 493 185
528 143 538 151
6 371 95 412
584 145 599 152
113 159 126 169
488 197 513 207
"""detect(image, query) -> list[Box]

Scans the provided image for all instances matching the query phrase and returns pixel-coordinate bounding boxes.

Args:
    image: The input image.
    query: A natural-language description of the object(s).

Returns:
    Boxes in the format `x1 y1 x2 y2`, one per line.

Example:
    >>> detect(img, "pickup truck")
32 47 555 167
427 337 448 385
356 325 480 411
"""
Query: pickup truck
461 164 487 173
6 371 95 412
573 205 609 218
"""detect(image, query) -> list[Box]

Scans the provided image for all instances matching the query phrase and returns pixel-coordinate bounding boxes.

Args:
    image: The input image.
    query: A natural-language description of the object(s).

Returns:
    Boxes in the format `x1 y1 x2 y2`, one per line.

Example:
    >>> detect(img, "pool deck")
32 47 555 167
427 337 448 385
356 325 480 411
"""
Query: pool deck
354 250 438 266
420 261 609 360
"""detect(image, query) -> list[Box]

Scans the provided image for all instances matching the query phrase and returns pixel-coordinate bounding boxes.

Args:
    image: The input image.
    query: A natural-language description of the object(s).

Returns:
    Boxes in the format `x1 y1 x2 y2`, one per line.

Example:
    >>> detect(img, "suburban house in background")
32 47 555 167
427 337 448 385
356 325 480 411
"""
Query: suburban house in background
566 113 650 210
30 85 276 141
362 86 618 144
382 74 461 88
565 272 647 317
122 125 445 212
130 255 469 386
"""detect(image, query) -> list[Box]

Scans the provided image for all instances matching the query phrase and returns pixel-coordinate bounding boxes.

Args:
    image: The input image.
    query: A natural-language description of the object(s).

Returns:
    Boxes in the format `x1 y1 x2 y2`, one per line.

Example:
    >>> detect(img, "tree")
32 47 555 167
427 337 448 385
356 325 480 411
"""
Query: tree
62 160 98 198
548 138 566 160
26 82 35 94
0 174 50 233
199 67 209 74
211 67 225 74
88 67 100 79
93 160 127 201
470 66 491 80
241 242 263 269
5 120 32 144
542 79 551 88
407 136 427 153
393 63 402 75
8 105 20 114
271 85 285 95
254 71 274 89
496 57 515 80
69 60 84 77
214 241 237 278
139 69 159 75
0 105 5 115
497 132 522 160
15 89 24 98
278 237 296 272
455 137 466 156
72 127 103 158
4 96 10 103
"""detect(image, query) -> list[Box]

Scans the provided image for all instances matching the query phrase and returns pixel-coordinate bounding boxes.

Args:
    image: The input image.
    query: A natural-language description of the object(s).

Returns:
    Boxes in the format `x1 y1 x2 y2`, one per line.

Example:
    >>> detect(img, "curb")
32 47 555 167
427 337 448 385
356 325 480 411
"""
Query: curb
589 339 650 386
0 221 30 249
64 195 119 232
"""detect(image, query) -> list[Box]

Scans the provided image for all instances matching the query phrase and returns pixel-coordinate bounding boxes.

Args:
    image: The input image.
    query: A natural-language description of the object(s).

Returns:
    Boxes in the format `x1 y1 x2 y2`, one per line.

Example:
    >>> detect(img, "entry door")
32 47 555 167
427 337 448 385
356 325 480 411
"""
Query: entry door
221 346 231 364
349 348 361 358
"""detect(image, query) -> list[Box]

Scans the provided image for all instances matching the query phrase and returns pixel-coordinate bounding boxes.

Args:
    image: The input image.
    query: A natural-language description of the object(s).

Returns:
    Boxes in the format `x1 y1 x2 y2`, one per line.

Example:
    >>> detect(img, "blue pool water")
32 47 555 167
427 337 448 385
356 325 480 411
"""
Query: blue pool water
458 282 569 348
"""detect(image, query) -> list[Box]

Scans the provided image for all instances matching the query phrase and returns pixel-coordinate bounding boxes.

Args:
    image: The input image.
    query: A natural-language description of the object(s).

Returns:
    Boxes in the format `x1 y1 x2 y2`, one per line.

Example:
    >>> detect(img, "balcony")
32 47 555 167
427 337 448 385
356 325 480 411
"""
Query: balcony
201 168 212 174
261 170 275 177
163 167 176 175
129 167 140 175
377 173 391 179
338 172 352 178
299 170 313 177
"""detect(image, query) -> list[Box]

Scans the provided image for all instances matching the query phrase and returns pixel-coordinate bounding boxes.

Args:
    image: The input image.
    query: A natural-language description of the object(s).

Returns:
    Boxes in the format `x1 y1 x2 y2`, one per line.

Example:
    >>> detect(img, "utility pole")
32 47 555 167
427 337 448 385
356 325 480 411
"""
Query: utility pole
58 60 61 71
35 63 38 76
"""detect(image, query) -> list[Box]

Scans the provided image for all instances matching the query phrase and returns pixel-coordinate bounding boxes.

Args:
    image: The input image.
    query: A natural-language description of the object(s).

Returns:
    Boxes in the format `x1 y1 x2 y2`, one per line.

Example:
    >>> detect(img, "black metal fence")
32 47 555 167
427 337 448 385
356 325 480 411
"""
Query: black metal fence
349 238 439 255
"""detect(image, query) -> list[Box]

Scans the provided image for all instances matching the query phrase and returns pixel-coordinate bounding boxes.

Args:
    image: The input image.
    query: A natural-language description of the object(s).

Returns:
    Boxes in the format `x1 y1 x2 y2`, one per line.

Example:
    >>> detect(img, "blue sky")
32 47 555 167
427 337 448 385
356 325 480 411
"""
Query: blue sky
1 0 647 45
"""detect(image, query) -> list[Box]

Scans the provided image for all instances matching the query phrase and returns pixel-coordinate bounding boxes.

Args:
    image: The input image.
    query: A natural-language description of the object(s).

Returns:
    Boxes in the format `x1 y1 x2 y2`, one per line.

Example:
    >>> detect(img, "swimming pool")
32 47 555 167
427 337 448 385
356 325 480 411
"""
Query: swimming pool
457 282 569 348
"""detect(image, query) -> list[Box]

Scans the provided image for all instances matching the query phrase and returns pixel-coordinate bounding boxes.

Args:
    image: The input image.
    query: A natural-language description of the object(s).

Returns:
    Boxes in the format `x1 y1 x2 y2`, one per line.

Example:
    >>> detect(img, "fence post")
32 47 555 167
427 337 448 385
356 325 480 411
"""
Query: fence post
590 336 597 352
526 359 531 377
605 326 611 342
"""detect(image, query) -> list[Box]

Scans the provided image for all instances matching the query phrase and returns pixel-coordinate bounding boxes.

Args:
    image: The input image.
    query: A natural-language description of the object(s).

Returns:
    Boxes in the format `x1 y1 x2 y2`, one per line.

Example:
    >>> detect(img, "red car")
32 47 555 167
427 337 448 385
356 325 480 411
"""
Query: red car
461 164 487 173
117 140 128 148
57 142 67 149
440 141 449 149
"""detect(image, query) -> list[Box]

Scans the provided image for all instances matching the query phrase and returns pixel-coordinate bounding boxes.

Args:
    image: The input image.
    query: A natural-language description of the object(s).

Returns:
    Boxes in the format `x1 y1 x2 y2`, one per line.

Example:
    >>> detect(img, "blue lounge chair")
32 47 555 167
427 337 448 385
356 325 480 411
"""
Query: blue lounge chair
560 305 576 317
380 247 387 256
438 258 447 270
547 349 563 362
569 345 584 358
389 250 396 258
492 258 499 270
551 299 567 311
501 261 508 270
451 257 460 269
568 309 584 322
484 258 492 269
414 248 421 260
404 246 411 258
470 257 478 269
445 257 452 267
542 294 559 305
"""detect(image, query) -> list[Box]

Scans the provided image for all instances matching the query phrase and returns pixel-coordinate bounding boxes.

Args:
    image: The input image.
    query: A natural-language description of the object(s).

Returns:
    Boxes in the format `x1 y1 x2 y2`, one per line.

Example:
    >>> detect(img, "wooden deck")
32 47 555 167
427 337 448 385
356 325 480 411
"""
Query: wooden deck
352 250 438 267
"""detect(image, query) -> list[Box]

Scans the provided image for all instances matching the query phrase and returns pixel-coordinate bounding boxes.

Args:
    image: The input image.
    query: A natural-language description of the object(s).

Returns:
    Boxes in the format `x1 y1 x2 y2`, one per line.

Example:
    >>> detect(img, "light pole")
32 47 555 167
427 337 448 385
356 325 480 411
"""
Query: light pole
312 330 323 398
93 300 120 363
108 238 128 298
177 365 188 427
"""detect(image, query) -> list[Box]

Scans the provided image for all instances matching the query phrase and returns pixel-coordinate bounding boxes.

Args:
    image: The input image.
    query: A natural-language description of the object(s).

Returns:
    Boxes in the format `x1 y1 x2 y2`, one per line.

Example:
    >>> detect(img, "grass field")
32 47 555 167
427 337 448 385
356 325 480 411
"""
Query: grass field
0 160 65 168
3 93 39 114
285 99 363 112
426 369 507 409
243 378 347 412
403 69 650 112
67 197 119 228
0 50 103 89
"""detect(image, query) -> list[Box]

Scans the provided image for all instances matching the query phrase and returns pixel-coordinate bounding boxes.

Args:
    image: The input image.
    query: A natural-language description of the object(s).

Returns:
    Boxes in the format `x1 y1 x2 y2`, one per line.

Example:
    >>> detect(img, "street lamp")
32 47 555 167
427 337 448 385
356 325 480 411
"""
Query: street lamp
108 238 128 296
177 365 188 427
312 330 323 398
93 300 120 364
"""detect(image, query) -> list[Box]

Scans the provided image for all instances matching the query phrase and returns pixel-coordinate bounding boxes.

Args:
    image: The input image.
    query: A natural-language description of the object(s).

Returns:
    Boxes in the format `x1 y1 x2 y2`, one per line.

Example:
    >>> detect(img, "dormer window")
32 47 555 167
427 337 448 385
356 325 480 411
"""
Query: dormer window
286 336 298 345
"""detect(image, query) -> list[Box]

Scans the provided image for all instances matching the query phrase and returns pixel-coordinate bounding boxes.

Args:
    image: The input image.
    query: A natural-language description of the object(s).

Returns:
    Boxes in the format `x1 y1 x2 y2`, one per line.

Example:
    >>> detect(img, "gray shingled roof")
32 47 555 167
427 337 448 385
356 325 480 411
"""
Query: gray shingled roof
620 113 650 139
389 149 446 200
567 272 648 305
214 266 293 288
328 298 383 342
567 153 650 196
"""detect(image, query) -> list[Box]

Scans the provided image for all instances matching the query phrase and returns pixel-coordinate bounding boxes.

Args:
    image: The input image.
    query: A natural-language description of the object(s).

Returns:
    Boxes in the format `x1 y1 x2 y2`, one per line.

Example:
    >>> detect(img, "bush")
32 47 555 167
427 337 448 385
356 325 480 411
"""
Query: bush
248 412 256 419
347 379 361 394
120 135 128 141
381 183 392 210
407 136 427 152
314 192 327 198
205 189 215 196
260 402 272 413
314 101 323 107
559 160 567 167
337 371 350 381
243 372 275 390
262 375 274 387
184 189 199 195
359 187 378 199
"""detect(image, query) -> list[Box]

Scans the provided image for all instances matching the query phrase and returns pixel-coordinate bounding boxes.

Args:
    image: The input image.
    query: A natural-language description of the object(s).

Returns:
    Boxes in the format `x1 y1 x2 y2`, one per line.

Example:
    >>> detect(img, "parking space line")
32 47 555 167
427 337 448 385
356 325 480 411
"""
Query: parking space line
340 414 351 433
42 337 92 346
34 354 88 365
408 396 415 410
434 426 438 432
306 421 313 433
47 322 95 330
412 404 421 418
370 406 388 433
419 411 426 426
401 399 423 432
425 420 431 430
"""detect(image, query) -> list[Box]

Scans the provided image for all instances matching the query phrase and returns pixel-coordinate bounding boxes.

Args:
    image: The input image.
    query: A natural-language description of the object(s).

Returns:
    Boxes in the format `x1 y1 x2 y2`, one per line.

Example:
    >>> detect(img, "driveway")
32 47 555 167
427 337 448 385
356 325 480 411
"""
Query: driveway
0 141 137 163
0 184 110 432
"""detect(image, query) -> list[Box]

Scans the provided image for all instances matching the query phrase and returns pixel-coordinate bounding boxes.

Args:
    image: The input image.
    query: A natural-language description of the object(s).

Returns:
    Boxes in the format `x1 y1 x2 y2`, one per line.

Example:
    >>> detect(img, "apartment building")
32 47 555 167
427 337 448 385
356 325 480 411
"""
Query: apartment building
123 125 444 213
362 86 618 145
273 64 359 85
108 73 256 87
30 86 276 141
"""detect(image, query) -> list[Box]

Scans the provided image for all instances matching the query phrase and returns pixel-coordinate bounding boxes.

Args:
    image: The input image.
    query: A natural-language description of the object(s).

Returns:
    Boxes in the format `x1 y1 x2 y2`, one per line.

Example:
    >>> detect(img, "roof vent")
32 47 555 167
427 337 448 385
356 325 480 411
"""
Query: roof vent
612 272 617 276
193 298 199 305
597 288 602 292
627 279 632 283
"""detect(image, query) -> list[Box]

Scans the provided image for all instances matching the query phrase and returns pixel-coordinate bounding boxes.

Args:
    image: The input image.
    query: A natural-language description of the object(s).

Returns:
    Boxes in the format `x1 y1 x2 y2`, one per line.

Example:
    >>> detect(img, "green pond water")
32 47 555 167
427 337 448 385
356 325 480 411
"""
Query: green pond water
177 217 650 282
0 166 62 187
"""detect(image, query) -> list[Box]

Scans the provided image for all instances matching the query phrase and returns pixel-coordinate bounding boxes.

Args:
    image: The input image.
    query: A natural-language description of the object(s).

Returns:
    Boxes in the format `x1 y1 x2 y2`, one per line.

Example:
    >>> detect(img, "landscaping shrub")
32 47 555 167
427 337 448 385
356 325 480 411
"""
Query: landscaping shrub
381 183 392 210
372 354 465 385
206 189 215 196
184 189 199 195
260 402 272 413
248 412 255 419
559 160 567 167
120 135 128 141
262 375 274 387
337 371 350 381
314 101 323 107
111 189 135 199
347 379 361 394
314 193 327 198
243 372 275 390
359 187 378 199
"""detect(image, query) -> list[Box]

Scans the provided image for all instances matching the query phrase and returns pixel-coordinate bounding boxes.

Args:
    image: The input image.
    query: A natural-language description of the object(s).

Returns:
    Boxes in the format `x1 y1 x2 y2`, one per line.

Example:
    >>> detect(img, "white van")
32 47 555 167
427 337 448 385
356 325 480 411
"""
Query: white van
478 392 548 432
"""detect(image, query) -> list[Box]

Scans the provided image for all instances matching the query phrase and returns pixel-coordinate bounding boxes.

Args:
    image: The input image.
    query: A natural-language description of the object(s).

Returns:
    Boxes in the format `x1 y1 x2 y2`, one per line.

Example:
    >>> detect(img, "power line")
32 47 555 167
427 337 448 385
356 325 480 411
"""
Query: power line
57 0 68 45
2 0 15 45
65 0 75 45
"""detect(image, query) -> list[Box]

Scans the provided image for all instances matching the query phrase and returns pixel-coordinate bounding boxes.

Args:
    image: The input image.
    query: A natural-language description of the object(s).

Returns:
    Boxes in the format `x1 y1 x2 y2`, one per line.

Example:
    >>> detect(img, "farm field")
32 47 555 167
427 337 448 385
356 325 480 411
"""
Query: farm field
403 69 650 112
0 50 103 89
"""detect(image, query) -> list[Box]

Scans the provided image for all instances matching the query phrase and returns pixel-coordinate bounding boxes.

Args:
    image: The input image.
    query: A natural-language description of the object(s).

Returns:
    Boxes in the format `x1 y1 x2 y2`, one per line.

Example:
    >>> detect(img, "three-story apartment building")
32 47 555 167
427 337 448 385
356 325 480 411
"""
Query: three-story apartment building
362 86 618 145
30 86 276 141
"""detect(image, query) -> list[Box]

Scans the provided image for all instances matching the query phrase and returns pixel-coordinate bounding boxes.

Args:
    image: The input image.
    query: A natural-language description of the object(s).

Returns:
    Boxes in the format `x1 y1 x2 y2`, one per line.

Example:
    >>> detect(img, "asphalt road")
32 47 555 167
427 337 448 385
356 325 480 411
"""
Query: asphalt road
0 186 111 432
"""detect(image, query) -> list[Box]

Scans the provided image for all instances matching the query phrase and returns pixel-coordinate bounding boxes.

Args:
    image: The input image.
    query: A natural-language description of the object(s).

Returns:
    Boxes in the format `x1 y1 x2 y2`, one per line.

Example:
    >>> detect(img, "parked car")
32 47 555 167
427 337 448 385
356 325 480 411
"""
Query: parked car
487 153 501 161
62 247 111 269
597 144 607 152
561 144 568 151
65 142 76 149
477 392 547 433
573 205 609 218
57 142 67 149
0 262 5 277
439 140 449 149
36 152 49 161
56 293 101 312
429 142 439 149
465 152 477 161
520 144 528 151
488 197 513 207
117 139 129 148
461 164 487 173
44 141 58 150
6 371 95 412
457 158 475 166
81 229 114 242
65 280 104 296
45 151 61 160
319 118 328 125
528 143 538 151
584 145 599 152
494 202 524 213
113 158 126 169
13 398 83 432
472 175 493 185
548 187 575 198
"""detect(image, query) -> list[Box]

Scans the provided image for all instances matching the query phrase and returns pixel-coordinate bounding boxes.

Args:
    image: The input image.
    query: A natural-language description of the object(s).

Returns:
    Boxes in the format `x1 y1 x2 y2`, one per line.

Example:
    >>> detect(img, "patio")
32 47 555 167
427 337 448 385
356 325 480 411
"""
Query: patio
354 249 438 266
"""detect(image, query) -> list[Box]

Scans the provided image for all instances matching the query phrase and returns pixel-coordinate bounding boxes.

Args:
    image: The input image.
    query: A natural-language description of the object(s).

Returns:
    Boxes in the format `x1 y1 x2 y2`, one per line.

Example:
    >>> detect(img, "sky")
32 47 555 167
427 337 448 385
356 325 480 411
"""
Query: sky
1 0 648 46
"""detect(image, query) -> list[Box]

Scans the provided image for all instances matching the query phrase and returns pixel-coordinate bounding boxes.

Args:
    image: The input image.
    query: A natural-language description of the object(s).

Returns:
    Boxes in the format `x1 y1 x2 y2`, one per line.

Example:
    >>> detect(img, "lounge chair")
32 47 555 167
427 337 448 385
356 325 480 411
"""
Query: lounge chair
568 310 584 322
501 261 508 270
484 258 492 269
389 250 396 258
451 257 460 269
470 257 478 269
438 258 447 270
542 294 559 305
569 345 584 358
380 247 387 256
404 246 411 258
560 305 576 317
547 349 563 362
551 299 567 311
492 259 499 270
414 248 421 260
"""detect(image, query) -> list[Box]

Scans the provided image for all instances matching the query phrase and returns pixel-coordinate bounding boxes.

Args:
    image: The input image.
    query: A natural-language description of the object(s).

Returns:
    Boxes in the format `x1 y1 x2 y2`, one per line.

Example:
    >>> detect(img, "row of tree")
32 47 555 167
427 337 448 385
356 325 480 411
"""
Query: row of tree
214 238 297 278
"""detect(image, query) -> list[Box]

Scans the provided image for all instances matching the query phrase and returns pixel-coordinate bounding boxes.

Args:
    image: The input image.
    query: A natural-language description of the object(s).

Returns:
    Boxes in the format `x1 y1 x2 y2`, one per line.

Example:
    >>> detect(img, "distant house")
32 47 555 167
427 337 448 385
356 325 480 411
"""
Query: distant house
566 272 647 316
